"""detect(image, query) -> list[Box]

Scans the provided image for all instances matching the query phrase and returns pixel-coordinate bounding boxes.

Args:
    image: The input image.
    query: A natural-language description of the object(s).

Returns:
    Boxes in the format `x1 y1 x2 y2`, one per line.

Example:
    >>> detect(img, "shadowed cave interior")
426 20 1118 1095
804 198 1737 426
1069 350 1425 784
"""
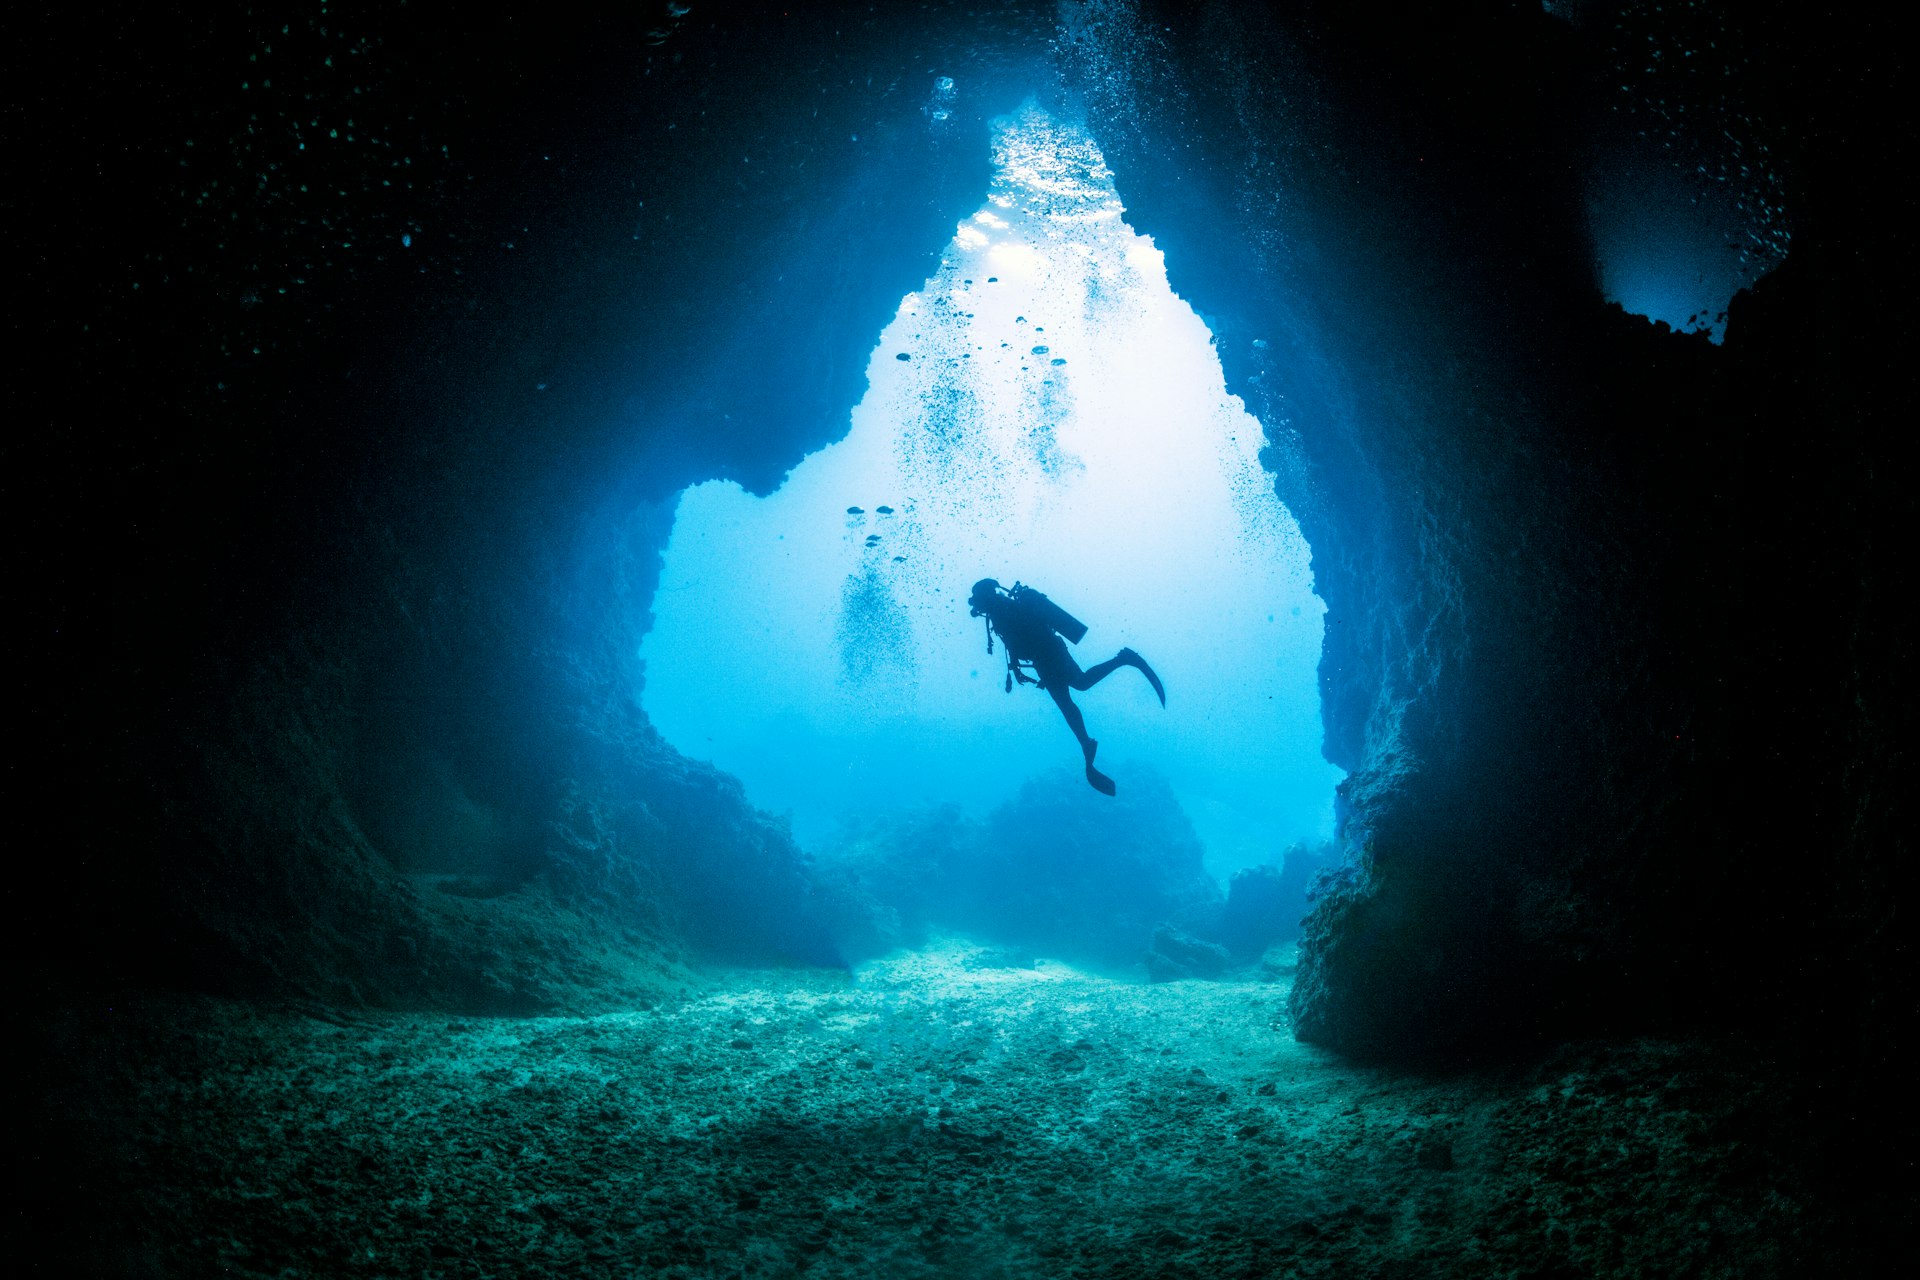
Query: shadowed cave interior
18 2 1908 1276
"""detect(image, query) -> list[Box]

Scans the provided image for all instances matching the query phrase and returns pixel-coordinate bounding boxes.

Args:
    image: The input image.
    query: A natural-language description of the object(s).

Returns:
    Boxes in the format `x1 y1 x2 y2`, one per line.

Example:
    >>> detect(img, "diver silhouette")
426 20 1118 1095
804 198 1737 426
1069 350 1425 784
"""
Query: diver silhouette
967 578 1165 796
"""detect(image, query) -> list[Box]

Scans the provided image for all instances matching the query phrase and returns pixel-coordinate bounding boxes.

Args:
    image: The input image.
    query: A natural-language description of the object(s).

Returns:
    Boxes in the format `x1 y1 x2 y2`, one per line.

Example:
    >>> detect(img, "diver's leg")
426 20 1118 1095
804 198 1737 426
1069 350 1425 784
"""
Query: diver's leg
1071 654 1126 688
1046 683 1095 759
1071 648 1166 706
1047 682 1116 795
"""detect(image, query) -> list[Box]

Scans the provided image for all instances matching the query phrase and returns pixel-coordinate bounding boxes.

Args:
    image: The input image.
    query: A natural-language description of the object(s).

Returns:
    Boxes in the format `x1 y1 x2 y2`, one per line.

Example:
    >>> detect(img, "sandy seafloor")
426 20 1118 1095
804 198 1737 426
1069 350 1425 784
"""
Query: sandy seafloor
40 942 1867 1278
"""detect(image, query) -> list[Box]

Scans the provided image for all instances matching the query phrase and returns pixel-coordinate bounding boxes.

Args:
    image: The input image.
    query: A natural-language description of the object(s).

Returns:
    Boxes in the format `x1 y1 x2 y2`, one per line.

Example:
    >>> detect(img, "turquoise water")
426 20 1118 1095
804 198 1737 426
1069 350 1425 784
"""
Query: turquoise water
639 106 1341 878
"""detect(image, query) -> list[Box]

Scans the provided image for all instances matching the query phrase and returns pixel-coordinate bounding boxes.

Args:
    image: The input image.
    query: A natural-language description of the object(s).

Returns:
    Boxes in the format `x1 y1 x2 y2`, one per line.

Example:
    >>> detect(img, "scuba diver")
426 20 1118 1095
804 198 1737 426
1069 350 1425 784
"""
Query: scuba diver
967 578 1165 796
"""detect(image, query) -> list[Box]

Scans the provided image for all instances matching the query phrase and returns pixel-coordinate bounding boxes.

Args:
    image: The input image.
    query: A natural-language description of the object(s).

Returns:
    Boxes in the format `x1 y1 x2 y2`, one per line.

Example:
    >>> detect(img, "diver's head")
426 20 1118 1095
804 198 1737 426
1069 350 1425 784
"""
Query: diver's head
967 578 1003 617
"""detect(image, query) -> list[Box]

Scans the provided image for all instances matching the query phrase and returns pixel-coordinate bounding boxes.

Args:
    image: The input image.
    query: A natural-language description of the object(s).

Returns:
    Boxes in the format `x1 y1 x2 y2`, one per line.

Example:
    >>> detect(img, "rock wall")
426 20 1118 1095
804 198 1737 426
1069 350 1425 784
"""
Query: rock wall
1065 1 1907 1060
27 1 1042 1010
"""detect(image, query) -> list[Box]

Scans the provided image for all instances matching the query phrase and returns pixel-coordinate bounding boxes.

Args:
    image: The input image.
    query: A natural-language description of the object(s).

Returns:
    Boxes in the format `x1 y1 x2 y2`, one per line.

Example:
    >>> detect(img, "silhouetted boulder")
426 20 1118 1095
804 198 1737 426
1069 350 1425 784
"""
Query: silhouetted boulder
1220 842 1334 961
1145 926 1231 983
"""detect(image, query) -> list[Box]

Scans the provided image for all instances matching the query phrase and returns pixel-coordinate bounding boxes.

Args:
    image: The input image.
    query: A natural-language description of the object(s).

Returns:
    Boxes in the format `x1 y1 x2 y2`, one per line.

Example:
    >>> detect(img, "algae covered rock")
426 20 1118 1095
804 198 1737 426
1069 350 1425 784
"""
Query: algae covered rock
1144 925 1231 983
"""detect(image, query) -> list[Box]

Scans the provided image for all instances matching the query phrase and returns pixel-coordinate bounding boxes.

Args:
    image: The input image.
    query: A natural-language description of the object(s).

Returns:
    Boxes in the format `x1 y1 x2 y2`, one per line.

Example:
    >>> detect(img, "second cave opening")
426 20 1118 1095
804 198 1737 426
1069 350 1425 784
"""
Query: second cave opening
636 103 1341 880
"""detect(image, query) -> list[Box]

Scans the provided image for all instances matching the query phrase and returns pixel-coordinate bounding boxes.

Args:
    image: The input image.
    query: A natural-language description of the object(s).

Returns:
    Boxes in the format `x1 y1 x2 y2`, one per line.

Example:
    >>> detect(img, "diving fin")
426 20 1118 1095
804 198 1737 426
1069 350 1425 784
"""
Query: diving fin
1121 648 1166 707
1082 737 1117 795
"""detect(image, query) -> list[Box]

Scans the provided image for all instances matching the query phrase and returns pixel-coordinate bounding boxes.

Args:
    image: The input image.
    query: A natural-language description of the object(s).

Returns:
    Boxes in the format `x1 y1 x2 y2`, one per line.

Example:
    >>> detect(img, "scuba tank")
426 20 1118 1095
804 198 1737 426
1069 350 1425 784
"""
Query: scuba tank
1008 583 1088 644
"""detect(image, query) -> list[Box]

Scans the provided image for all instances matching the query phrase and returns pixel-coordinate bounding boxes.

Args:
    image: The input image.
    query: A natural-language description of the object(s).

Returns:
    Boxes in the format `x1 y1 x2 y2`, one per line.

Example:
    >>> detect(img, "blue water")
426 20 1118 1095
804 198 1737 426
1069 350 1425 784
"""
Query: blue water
638 106 1341 880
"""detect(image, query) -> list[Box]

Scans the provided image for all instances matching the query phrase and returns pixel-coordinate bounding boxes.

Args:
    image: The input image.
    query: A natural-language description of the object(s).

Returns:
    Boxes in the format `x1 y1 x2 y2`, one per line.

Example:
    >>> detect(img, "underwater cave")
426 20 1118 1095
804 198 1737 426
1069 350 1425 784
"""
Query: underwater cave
19 2 1907 1276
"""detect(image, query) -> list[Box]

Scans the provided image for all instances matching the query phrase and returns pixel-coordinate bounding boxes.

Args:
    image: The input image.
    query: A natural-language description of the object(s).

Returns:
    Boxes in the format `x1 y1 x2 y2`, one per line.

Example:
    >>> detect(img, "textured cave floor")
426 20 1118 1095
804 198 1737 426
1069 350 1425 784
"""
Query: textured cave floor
41 944 1865 1279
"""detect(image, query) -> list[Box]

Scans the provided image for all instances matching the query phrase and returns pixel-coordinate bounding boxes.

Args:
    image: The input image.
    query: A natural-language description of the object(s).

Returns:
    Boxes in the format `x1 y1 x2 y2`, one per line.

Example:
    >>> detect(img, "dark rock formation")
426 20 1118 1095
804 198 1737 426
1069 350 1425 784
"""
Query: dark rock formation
22 1 1033 1011
105 511 839 1009
1219 842 1334 961
1220 865 1294 963
1145 925 1231 983
1064 2 1907 1071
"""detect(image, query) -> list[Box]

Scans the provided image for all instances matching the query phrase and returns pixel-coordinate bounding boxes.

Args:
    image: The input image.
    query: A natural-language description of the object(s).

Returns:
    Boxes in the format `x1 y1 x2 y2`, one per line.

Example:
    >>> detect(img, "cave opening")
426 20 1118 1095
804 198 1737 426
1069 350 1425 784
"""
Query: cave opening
29 2 1902 1271
637 103 1341 879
